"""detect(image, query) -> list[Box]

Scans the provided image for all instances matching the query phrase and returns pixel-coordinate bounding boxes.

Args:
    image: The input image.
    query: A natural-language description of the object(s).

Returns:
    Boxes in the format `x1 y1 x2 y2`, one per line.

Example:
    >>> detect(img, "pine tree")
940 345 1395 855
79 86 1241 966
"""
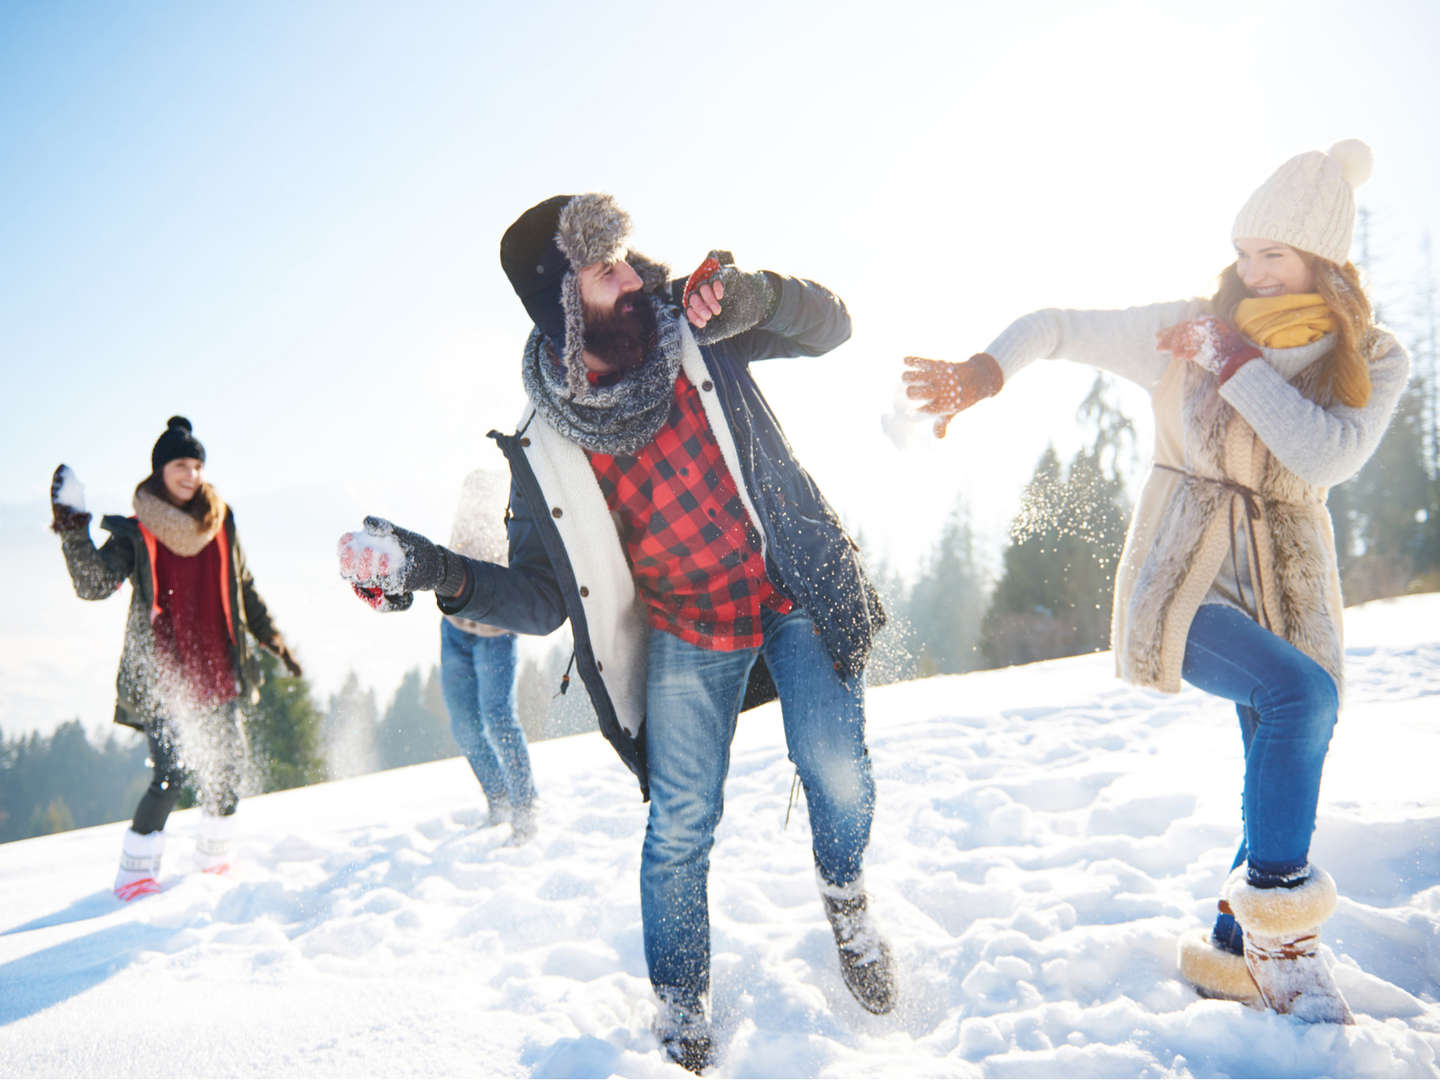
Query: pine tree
1327 226 1440 600
852 529 918 686
980 375 1134 668
1333 379 1432 601
906 499 986 676
247 651 328 792
0 721 150 842
980 446 1076 667
420 665 460 761
324 671 380 780
375 665 453 769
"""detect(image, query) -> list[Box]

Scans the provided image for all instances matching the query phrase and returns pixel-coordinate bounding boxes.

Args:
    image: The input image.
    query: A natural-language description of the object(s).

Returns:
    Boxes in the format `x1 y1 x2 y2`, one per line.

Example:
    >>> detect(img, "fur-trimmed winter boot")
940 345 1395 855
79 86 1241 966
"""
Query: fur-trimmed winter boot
652 991 713 1075
196 812 235 875
1222 864 1354 1024
114 828 165 902
1177 921 1260 1005
817 869 896 1015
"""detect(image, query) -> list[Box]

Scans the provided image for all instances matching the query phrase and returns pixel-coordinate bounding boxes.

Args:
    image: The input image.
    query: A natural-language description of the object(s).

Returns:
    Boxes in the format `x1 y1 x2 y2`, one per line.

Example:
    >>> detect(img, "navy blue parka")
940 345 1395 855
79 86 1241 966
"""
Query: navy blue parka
438 274 884 797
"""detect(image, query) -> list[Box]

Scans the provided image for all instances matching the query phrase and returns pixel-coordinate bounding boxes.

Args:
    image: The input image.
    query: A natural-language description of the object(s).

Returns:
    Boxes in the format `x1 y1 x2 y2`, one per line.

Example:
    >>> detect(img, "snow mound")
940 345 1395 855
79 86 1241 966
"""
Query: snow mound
2 595 1438 1077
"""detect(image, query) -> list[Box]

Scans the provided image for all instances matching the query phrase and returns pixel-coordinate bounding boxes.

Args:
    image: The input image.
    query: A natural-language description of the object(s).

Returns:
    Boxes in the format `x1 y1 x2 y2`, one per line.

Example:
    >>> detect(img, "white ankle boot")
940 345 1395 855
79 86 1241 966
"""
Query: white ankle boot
114 828 165 901
1222 864 1354 1024
196 812 235 875
1177 925 1260 1005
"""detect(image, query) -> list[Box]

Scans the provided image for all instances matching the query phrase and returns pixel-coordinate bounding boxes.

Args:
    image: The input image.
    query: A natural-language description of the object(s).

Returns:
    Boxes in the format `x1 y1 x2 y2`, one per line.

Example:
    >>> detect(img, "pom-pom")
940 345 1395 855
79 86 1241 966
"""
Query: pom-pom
166 415 193 433
1328 139 1373 189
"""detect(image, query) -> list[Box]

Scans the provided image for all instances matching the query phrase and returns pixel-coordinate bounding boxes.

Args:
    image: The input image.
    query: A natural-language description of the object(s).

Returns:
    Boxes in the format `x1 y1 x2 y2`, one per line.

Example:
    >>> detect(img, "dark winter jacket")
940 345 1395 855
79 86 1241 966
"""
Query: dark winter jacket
59 509 277 730
438 274 884 796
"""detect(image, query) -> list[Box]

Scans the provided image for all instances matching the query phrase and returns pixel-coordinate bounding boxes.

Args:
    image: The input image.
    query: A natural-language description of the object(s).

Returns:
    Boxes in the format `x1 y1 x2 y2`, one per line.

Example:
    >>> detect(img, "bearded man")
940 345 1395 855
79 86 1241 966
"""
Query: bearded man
339 194 891 1073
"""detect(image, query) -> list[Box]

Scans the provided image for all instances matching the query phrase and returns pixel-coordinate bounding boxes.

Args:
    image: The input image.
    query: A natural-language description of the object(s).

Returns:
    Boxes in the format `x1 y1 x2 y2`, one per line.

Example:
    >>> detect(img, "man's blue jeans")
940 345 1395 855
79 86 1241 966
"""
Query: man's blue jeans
1180 603 1340 950
640 606 876 1007
439 620 537 812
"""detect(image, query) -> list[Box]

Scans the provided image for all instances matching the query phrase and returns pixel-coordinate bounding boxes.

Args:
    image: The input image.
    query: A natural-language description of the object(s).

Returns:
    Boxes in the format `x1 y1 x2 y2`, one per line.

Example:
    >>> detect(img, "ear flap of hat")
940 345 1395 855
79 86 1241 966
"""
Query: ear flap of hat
522 279 568 353
625 250 672 295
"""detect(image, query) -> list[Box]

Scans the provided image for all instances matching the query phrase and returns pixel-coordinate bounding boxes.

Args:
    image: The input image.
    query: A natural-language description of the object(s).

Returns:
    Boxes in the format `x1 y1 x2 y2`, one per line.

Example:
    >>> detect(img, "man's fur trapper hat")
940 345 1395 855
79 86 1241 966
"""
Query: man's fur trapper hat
500 193 669 398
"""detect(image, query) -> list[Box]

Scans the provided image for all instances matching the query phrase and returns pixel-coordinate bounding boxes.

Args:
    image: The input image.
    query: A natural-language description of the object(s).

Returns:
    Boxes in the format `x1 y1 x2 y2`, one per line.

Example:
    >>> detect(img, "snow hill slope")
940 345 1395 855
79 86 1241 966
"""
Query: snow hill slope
2 596 1439 1078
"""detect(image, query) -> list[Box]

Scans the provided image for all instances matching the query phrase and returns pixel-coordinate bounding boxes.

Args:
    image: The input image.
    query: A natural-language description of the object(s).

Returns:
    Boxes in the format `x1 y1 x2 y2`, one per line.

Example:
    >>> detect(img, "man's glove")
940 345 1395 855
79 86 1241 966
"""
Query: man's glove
350 585 416 613
337 516 467 608
267 635 304 678
50 464 91 534
901 353 1005 438
682 250 779 345
1156 316 1260 382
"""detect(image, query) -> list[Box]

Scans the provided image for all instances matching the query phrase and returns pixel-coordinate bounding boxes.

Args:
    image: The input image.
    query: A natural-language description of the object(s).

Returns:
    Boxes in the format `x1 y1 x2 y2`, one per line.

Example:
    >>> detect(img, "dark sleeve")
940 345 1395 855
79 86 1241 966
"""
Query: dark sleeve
436 476 568 636
58 523 134 601
231 518 278 646
711 273 853 365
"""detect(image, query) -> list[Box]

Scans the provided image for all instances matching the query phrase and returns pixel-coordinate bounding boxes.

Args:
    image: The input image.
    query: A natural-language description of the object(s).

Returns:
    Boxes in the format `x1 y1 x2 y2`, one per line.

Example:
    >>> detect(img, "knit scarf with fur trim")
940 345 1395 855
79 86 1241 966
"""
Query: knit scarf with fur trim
133 485 226 557
520 293 685 455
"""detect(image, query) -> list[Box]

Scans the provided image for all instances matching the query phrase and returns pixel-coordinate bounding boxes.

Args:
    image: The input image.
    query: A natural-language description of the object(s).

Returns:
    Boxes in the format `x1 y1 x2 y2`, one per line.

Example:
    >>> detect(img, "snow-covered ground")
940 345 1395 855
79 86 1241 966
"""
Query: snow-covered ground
2 595 1438 1078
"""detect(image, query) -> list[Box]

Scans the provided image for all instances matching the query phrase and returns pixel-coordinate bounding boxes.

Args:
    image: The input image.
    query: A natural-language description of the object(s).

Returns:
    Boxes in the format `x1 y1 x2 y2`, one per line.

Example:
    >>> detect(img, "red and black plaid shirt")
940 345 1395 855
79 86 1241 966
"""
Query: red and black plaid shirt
588 372 791 650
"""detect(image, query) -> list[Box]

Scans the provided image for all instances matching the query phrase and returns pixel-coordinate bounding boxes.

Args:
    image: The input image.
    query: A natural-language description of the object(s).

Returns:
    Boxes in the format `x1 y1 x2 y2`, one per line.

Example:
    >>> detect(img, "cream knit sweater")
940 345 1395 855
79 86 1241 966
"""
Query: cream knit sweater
982 301 1410 689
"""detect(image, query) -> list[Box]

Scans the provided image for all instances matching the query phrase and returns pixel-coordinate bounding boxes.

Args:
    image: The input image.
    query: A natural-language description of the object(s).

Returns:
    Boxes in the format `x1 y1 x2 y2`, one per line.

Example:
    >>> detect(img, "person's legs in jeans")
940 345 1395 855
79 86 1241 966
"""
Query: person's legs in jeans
640 628 756 1010
1181 604 1339 948
760 607 874 888
472 631 537 810
439 619 509 813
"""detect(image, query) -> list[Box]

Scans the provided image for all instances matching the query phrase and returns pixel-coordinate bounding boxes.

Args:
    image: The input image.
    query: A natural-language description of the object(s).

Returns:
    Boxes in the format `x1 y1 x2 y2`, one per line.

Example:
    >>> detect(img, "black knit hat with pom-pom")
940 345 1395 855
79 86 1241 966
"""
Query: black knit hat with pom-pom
151 416 206 472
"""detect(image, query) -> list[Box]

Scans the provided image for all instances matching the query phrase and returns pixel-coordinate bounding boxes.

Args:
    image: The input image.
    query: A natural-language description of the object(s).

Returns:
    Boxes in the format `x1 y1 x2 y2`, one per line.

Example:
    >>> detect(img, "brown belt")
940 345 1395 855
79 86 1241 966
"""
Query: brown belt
1154 464 1272 631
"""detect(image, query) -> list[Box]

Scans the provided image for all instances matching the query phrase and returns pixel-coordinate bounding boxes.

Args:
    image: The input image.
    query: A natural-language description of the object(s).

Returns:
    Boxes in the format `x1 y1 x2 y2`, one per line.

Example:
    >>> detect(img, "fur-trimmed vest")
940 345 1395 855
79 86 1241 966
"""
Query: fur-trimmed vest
1114 329 1397 698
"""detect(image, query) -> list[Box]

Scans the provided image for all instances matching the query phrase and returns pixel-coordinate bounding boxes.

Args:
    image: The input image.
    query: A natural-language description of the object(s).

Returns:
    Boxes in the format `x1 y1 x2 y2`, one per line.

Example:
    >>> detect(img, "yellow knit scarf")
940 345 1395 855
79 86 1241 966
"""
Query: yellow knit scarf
1234 293 1335 348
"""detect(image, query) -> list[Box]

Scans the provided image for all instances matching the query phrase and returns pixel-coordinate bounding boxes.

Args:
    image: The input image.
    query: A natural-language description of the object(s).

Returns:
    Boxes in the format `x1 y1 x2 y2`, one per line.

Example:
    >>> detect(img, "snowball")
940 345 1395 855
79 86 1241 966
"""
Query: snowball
882 383 936 451
53 465 85 511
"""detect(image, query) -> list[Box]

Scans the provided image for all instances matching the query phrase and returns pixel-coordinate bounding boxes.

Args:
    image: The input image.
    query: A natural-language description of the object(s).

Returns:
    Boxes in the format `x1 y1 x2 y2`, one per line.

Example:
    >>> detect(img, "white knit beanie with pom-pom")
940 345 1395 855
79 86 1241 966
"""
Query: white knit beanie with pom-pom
1231 139 1373 264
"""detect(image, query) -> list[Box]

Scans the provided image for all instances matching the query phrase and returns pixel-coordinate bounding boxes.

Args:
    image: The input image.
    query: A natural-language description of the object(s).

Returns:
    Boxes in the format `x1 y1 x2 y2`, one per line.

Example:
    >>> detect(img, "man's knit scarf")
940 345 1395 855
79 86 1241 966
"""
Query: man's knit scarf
520 293 684 455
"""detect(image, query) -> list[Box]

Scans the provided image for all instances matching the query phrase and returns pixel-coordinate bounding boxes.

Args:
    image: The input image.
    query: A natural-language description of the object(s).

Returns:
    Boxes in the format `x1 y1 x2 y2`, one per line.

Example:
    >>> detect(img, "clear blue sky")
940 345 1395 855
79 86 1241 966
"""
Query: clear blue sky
4 0 1438 735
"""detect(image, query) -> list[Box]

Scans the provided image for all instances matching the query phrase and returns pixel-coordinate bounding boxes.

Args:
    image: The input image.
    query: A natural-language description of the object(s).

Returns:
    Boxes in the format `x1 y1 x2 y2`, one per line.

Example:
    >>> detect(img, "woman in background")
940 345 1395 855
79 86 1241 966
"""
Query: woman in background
52 416 301 900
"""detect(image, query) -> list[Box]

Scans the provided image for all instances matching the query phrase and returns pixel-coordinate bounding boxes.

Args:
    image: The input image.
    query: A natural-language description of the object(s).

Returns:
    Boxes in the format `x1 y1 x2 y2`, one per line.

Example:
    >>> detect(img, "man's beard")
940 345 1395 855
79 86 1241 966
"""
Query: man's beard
582 292 658 373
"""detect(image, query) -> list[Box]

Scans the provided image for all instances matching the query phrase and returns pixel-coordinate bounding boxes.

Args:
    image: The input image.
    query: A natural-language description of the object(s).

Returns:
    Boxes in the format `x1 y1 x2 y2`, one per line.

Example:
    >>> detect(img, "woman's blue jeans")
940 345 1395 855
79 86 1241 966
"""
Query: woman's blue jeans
641 606 876 1008
439 620 536 812
1180 604 1340 950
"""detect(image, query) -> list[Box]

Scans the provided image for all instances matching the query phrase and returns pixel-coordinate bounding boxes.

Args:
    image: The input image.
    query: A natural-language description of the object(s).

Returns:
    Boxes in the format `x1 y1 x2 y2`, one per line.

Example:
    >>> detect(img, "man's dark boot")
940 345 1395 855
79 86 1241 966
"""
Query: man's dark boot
653 991 714 1074
818 869 896 1015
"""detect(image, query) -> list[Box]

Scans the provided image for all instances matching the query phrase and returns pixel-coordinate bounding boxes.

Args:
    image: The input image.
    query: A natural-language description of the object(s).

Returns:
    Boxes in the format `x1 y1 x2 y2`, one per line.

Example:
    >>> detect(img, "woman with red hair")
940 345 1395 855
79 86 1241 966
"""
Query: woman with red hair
903 141 1409 1024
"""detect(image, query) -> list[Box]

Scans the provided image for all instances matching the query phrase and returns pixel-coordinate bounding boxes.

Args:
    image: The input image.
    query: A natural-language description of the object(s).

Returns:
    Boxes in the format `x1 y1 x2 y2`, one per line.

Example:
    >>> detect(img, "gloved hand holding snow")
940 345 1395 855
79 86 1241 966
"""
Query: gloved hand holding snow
1156 316 1260 381
337 516 468 603
50 464 91 534
682 250 778 345
901 353 1005 438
